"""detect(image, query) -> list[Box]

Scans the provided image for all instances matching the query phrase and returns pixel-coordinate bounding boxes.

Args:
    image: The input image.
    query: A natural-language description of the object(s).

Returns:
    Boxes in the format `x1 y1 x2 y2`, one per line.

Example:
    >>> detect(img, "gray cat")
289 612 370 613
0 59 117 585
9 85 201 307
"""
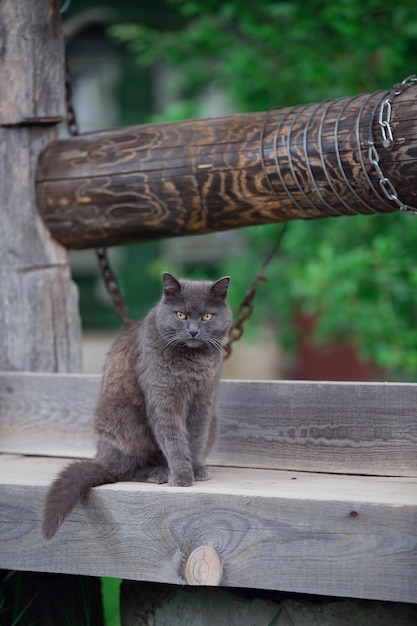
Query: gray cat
42 272 232 539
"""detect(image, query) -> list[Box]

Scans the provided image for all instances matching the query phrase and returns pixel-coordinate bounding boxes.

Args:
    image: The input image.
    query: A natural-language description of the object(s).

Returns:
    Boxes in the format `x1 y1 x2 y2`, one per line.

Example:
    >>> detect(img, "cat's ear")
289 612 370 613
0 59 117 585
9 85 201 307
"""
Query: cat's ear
209 276 230 300
162 272 182 298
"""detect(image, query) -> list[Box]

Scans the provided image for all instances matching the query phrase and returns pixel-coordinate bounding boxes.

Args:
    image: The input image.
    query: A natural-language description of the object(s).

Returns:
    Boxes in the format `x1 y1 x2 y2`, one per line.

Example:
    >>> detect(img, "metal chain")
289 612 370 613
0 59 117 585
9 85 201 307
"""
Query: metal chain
64 60 80 136
64 59 131 326
368 74 417 216
223 223 288 359
95 249 131 326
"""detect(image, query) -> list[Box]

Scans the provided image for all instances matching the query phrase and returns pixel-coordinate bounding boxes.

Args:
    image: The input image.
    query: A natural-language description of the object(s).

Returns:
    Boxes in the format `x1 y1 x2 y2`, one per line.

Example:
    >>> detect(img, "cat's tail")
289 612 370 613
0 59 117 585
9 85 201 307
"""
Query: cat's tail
42 460 116 540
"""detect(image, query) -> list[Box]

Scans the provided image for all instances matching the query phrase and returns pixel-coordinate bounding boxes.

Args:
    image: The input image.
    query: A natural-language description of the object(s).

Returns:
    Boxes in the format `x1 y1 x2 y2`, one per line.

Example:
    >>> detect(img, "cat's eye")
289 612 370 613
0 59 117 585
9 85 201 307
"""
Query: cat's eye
202 313 213 321
176 311 187 320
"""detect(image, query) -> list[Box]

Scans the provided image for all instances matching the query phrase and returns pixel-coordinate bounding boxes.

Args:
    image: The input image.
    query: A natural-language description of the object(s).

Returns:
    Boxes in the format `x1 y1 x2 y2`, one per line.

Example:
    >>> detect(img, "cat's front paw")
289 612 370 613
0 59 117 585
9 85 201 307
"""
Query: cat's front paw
193 465 211 481
168 470 194 487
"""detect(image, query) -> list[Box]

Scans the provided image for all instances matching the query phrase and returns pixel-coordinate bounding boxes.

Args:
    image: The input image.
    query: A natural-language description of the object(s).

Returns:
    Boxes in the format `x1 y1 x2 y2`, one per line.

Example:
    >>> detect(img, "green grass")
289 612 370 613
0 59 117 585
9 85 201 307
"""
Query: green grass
102 578 122 626
0 571 123 626
0 571 40 626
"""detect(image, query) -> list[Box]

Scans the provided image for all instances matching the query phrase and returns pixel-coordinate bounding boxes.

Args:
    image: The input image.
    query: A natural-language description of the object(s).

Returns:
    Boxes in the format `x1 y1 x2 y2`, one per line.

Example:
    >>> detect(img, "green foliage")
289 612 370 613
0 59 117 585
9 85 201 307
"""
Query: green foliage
111 0 417 377
111 0 417 110
226 214 417 376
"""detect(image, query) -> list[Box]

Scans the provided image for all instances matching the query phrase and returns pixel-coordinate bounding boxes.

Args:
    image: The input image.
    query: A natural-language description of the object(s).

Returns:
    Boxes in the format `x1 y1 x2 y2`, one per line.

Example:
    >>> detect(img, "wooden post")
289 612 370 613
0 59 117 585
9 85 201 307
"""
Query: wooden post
35 88 417 249
0 2 101 620
0 0 81 372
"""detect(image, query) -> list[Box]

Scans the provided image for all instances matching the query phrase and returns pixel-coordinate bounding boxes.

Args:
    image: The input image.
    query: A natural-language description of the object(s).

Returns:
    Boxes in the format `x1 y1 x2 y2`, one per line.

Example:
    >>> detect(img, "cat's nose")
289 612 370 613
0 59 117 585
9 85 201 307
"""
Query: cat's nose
188 329 199 338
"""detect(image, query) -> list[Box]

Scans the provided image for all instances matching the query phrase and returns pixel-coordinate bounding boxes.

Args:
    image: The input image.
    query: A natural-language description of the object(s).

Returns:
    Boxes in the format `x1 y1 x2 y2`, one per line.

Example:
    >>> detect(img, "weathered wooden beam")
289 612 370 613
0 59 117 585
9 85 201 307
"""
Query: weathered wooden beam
1 454 416 603
0 0 81 371
1 372 416 478
0 2 97 617
35 87 417 249
0 0 64 124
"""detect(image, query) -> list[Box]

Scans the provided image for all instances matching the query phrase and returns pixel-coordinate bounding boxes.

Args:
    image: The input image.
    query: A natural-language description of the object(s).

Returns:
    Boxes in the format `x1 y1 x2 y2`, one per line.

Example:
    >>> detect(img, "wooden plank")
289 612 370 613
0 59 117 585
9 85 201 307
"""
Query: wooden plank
0 0 65 124
0 373 97 457
0 373 416 477
0 454 416 603
216 379 417 477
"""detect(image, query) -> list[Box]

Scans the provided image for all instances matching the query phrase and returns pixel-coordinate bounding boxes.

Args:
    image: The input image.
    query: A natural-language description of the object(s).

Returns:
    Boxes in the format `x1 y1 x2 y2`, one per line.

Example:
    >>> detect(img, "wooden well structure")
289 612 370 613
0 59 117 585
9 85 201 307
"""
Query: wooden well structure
0 1 416 622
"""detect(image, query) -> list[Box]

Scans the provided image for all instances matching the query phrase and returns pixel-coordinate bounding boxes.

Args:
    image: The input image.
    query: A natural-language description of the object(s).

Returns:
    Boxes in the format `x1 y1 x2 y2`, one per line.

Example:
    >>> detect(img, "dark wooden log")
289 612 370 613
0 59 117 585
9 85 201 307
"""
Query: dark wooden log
35 87 417 249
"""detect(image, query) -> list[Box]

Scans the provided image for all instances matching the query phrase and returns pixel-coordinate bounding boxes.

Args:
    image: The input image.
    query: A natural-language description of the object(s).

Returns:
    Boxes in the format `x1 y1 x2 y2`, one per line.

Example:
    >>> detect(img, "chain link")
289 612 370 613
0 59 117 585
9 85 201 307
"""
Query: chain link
378 99 394 149
368 74 417 215
64 61 80 137
223 223 287 359
95 249 131 326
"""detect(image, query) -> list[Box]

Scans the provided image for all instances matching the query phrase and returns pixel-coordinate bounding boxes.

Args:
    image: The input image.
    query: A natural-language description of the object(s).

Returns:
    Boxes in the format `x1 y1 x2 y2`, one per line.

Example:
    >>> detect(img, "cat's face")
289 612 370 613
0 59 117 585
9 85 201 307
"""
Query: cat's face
155 273 232 351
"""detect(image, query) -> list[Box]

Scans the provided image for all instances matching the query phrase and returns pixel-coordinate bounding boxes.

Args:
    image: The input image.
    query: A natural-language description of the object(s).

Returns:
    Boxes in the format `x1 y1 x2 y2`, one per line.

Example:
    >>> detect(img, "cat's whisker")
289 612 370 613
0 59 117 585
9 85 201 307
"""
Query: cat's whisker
161 336 181 352
160 330 190 352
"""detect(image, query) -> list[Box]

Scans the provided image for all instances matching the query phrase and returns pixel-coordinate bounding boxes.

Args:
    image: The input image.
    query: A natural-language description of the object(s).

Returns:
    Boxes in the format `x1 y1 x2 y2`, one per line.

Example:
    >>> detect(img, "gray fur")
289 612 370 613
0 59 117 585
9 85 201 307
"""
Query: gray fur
42 272 232 539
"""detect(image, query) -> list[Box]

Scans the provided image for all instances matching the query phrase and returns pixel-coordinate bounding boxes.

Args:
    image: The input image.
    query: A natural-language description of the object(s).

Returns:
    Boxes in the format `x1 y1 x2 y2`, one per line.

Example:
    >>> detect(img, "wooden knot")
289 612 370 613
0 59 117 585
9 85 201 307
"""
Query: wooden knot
185 545 223 586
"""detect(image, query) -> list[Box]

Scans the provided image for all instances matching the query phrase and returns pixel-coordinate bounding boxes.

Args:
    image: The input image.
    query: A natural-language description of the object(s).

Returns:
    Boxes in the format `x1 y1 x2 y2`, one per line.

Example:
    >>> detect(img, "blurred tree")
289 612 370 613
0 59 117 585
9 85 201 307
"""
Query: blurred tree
111 0 417 378
111 0 417 110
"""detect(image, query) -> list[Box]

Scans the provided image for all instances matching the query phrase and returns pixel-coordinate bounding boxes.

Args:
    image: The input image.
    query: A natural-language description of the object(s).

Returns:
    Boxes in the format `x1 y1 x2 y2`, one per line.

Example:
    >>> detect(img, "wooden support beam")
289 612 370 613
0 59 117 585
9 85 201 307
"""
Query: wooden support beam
35 88 417 249
0 0 64 125
1 454 416 603
0 3 96 620
1 371 416 604
0 0 81 371
1 373 416 477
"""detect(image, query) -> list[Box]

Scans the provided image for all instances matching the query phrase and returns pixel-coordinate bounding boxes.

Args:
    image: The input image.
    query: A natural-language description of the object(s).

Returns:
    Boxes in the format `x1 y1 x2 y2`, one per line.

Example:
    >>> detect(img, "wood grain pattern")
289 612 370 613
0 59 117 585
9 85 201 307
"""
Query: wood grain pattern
185 546 223 586
0 455 415 603
0 0 64 124
0 372 416 477
0 1 81 372
35 89 417 249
